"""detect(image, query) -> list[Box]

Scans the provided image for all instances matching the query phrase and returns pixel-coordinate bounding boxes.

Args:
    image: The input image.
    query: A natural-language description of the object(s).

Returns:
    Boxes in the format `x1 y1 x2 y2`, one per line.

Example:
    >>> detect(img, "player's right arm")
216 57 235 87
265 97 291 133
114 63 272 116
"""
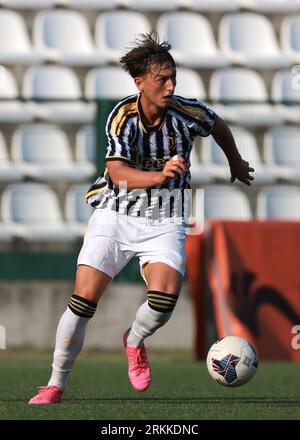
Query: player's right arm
106 158 187 190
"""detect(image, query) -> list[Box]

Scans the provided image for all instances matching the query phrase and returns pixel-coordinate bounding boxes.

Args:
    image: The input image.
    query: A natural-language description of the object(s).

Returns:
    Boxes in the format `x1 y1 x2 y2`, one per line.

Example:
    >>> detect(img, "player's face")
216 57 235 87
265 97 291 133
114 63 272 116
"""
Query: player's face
136 64 176 109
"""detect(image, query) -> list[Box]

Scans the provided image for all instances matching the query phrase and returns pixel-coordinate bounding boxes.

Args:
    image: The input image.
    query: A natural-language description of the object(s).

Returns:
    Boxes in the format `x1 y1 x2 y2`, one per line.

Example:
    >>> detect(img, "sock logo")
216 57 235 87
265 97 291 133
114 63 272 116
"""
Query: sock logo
64 336 76 345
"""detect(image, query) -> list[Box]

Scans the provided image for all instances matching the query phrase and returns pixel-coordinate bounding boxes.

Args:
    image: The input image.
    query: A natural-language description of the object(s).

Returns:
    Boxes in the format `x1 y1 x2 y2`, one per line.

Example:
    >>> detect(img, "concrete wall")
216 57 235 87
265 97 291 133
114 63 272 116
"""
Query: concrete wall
0 282 194 350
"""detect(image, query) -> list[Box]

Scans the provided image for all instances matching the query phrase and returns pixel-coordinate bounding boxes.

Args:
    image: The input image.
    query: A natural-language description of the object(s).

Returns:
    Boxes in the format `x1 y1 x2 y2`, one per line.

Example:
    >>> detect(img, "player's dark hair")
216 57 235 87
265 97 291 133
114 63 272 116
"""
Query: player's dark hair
120 31 176 78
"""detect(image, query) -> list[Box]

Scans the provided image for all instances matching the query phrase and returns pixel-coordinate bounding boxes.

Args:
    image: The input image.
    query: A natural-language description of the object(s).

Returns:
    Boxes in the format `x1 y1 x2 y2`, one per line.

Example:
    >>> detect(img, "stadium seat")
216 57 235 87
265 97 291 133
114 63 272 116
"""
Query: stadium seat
0 222 13 243
264 127 300 182
219 13 291 69
281 15 300 63
202 127 275 183
67 0 127 9
127 0 186 11
76 125 97 166
256 185 300 220
1 183 76 242
271 70 300 123
190 0 238 12
189 144 214 185
157 12 229 69
175 67 206 100
0 10 47 64
0 65 43 123
209 68 284 127
85 66 137 100
204 185 252 220
95 10 151 62
0 131 24 182
237 0 300 13
65 184 93 237
4 0 60 8
11 124 96 182
22 65 96 124
33 9 108 66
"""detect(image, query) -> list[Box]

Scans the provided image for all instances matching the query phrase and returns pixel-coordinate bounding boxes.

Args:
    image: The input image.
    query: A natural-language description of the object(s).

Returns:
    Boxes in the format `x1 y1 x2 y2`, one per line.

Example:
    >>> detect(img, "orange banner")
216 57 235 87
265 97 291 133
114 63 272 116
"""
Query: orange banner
205 221 300 361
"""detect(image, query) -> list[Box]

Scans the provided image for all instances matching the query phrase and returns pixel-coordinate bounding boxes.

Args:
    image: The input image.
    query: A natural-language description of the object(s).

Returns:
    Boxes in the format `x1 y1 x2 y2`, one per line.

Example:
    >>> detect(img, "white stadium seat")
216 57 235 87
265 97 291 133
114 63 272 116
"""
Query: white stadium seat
65 184 93 237
281 15 300 63
22 66 96 124
271 70 300 123
210 68 284 127
0 221 13 243
190 0 238 12
175 67 206 100
127 0 186 11
189 144 214 185
1 183 76 242
33 9 108 66
11 124 96 182
0 10 46 64
204 185 252 220
256 185 300 220
0 65 43 123
67 0 127 9
4 0 60 8
95 10 151 62
0 131 24 182
237 0 300 13
76 126 97 165
219 13 291 69
264 127 300 182
85 66 137 100
157 12 229 69
202 127 275 183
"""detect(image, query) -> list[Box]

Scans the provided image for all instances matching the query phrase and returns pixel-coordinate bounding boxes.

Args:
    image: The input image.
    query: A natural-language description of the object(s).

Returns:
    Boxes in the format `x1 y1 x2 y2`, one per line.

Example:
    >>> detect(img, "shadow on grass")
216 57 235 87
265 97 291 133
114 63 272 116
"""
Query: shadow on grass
4 397 300 406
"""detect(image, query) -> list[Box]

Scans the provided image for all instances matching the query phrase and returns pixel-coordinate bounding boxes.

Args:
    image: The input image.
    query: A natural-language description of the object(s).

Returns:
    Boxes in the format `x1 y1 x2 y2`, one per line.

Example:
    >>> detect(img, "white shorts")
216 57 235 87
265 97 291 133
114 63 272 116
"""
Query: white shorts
77 208 186 282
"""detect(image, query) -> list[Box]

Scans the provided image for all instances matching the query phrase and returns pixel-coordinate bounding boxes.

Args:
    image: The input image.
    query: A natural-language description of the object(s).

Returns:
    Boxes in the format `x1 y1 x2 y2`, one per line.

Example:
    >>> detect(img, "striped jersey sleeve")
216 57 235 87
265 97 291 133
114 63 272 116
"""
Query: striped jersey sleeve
105 96 138 163
171 96 217 137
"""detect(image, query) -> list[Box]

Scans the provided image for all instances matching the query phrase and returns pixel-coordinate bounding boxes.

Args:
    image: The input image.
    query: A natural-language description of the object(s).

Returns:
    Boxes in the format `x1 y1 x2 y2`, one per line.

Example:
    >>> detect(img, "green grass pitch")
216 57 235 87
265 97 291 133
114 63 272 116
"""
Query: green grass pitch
0 350 299 420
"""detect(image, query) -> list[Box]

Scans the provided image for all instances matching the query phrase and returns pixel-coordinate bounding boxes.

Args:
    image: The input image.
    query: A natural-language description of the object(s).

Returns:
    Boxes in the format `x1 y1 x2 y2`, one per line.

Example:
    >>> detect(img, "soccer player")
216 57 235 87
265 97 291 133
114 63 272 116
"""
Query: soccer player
29 32 254 404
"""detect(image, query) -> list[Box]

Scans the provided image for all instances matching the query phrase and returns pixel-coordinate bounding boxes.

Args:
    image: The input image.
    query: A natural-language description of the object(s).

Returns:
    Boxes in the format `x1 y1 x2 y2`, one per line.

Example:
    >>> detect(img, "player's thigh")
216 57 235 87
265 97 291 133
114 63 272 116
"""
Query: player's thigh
74 264 112 303
142 262 183 295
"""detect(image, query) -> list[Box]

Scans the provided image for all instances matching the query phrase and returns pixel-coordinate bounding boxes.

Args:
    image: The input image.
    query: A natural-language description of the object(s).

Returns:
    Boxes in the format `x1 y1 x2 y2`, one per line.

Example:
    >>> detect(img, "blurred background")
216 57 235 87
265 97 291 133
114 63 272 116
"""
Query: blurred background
0 0 299 361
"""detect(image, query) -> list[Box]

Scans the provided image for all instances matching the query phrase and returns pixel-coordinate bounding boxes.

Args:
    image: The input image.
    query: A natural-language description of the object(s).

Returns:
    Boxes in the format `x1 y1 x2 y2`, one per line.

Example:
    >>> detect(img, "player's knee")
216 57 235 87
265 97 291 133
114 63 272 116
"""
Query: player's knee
147 290 179 314
68 294 97 319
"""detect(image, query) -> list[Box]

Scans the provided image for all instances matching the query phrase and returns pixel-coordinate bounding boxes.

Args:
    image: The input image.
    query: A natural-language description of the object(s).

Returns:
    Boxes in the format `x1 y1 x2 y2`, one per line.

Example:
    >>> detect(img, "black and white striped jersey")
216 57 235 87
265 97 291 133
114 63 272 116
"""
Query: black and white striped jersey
86 93 216 221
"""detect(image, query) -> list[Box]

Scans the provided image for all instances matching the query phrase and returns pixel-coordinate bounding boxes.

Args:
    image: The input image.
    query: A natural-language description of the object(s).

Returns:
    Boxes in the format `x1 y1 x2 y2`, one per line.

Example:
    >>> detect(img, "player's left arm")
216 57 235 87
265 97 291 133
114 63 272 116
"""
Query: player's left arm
211 115 255 186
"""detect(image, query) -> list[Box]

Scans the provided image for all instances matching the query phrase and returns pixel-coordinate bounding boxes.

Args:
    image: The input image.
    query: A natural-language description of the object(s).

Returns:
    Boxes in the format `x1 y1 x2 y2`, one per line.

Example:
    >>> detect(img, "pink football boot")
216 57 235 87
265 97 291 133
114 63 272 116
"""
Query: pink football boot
123 328 151 392
29 386 64 404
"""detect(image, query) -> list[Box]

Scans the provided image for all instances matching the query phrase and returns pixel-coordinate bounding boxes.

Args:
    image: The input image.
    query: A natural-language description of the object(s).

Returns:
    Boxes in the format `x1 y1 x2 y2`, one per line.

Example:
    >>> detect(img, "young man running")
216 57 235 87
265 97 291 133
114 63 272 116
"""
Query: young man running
29 32 254 404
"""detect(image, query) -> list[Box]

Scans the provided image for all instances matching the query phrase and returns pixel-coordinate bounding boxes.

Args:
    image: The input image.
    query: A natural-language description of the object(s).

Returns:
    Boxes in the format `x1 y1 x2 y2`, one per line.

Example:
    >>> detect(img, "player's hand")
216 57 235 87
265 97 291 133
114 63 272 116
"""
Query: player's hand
230 159 255 186
159 155 189 184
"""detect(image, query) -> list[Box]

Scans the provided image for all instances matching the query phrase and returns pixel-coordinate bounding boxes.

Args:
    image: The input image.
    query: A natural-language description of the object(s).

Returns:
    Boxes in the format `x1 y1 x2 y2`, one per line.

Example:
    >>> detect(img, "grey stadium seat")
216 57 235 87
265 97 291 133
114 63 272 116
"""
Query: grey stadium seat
204 185 252 220
219 13 291 69
157 12 229 69
65 184 93 237
11 124 96 182
1 183 76 242
22 65 96 124
256 185 300 220
33 9 108 66
209 68 284 127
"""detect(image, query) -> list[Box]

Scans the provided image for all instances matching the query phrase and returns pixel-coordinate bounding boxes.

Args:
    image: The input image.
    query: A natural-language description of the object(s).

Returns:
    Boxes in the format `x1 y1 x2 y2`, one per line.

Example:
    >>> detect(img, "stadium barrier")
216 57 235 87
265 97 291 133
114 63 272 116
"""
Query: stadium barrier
186 220 300 361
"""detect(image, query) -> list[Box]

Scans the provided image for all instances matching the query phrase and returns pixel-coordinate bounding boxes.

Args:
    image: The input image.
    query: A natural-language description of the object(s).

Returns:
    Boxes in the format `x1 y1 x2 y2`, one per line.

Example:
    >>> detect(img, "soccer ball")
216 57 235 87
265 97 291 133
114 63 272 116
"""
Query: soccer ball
206 336 258 387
